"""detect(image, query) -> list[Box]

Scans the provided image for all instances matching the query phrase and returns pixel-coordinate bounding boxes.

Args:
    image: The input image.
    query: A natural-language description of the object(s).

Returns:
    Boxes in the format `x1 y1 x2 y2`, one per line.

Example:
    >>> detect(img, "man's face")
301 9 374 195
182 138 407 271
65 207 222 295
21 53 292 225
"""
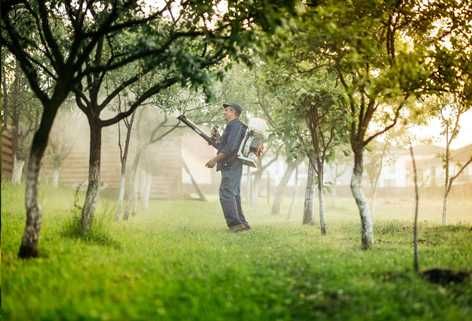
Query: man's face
223 106 237 121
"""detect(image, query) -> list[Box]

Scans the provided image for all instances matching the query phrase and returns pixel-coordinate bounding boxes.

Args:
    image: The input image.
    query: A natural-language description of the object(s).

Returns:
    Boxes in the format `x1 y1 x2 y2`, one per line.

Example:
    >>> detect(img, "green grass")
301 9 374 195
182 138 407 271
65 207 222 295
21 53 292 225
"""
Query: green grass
2 183 472 321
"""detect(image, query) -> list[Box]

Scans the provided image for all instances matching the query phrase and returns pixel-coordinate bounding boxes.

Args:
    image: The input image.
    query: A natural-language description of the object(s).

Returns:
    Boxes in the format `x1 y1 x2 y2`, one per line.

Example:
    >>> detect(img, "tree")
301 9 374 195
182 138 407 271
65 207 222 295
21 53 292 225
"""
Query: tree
408 138 420 273
114 91 135 220
407 0 472 225
436 95 472 225
1 0 299 256
274 0 430 248
300 88 348 234
254 53 349 232
1 0 186 258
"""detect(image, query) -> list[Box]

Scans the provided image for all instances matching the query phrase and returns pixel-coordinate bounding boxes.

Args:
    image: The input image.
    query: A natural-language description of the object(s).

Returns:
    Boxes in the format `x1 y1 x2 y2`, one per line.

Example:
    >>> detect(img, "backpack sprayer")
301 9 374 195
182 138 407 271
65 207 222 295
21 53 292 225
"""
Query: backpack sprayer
177 114 266 168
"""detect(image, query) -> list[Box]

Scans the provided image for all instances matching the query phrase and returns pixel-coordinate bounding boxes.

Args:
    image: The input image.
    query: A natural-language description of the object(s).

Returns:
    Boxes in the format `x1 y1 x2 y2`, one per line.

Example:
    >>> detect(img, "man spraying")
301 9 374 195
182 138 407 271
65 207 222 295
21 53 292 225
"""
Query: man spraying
205 103 250 232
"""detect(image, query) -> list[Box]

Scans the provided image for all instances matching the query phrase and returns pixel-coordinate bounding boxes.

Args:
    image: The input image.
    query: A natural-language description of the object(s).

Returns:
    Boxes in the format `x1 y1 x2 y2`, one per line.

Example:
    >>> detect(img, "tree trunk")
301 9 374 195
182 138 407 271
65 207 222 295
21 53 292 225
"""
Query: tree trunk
332 164 338 197
441 191 448 225
115 172 126 220
245 167 252 205
142 173 152 209
351 149 374 249
271 160 297 215
52 167 60 187
80 122 102 234
287 165 299 220
19 105 60 258
409 142 420 273
303 163 315 225
12 157 25 184
249 171 256 206
317 168 326 235
183 159 206 201
253 171 262 199
266 172 271 205
370 188 377 217
369 143 387 215
442 128 450 225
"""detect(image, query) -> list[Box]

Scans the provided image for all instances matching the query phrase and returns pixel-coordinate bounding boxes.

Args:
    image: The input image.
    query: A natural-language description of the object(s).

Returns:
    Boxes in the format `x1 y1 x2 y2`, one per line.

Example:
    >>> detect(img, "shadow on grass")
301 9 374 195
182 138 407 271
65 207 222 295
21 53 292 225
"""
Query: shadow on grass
61 212 122 250
375 268 470 286
421 268 471 285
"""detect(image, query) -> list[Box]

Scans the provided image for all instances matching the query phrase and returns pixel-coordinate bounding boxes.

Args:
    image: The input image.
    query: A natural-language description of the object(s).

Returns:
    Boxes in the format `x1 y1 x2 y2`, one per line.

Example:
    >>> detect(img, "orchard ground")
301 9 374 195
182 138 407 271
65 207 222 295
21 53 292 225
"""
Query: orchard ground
2 183 471 321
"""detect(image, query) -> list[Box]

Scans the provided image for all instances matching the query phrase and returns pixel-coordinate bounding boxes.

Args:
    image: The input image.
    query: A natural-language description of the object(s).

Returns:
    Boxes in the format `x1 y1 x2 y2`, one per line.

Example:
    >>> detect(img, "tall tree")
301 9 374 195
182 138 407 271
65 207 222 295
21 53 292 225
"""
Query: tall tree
435 95 472 225
272 0 430 248
0 0 184 258
300 88 348 234
1 0 299 256
114 91 135 220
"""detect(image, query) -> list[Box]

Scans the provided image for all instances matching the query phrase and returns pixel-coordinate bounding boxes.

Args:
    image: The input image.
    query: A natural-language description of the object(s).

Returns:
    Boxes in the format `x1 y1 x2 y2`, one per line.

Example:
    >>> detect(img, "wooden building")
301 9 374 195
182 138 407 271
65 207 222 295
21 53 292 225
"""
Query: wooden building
1 128 14 181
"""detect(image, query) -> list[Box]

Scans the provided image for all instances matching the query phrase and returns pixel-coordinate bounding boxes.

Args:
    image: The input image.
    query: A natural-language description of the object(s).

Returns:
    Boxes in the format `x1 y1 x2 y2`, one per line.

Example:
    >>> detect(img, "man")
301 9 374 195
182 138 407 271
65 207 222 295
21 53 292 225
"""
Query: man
205 103 250 232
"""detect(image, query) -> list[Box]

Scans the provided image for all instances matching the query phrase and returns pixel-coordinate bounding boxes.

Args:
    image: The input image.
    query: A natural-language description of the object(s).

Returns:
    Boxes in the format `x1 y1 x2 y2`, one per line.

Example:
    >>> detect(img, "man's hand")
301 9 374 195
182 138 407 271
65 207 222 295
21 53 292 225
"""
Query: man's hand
205 153 226 168
205 158 217 168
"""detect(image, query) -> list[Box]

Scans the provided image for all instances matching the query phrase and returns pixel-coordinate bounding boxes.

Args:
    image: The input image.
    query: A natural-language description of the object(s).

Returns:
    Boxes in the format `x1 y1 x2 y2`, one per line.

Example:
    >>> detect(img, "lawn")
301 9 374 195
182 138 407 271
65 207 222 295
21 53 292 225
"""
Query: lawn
2 183 471 321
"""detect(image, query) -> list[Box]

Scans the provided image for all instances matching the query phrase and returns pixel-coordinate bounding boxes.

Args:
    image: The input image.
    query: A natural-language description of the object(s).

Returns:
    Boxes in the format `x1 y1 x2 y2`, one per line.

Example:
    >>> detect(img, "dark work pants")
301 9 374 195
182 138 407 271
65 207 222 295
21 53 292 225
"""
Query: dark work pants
219 161 249 227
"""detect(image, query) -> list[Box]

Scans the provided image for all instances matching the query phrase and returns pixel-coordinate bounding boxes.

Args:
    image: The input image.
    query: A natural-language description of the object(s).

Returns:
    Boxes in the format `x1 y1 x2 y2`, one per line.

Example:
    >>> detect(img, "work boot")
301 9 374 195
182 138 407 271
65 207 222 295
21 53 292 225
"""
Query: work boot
229 224 249 232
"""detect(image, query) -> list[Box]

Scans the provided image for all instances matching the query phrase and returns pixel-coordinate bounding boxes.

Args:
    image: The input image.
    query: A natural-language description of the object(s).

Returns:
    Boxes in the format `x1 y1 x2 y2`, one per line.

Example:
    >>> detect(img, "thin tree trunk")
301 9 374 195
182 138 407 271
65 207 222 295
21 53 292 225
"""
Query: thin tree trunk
271 160 297 215
442 126 450 225
370 143 387 215
115 172 126 220
52 167 60 187
266 172 271 205
317 168 326 235
254 171 262 198
12 157 25 184
115 110 134 220
80 122 102 234
332 163 338 197
249 171 256 206
351 149 374 249
409 142 420 273
246 167 252 205
19 104 60 258
287 165 299 220
303 163 315 225
441 193 448 225
142 173 152 209
183 159 207 201
124 149 143 220
370 188 377 217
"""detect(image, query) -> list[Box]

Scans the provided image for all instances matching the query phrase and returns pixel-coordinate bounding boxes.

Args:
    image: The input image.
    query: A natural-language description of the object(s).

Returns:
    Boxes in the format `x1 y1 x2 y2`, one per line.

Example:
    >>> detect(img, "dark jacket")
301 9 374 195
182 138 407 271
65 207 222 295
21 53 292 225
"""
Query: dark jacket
216 118 246 171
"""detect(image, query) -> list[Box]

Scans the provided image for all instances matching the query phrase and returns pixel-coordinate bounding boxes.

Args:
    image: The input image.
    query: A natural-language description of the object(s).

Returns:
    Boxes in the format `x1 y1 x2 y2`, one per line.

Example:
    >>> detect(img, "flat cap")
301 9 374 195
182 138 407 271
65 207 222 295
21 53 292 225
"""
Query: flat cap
223 102 242 115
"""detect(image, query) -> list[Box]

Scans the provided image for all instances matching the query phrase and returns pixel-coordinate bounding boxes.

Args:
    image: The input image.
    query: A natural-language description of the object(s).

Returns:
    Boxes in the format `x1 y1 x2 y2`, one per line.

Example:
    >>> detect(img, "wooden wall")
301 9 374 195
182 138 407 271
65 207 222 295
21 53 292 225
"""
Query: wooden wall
1 128 14 181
